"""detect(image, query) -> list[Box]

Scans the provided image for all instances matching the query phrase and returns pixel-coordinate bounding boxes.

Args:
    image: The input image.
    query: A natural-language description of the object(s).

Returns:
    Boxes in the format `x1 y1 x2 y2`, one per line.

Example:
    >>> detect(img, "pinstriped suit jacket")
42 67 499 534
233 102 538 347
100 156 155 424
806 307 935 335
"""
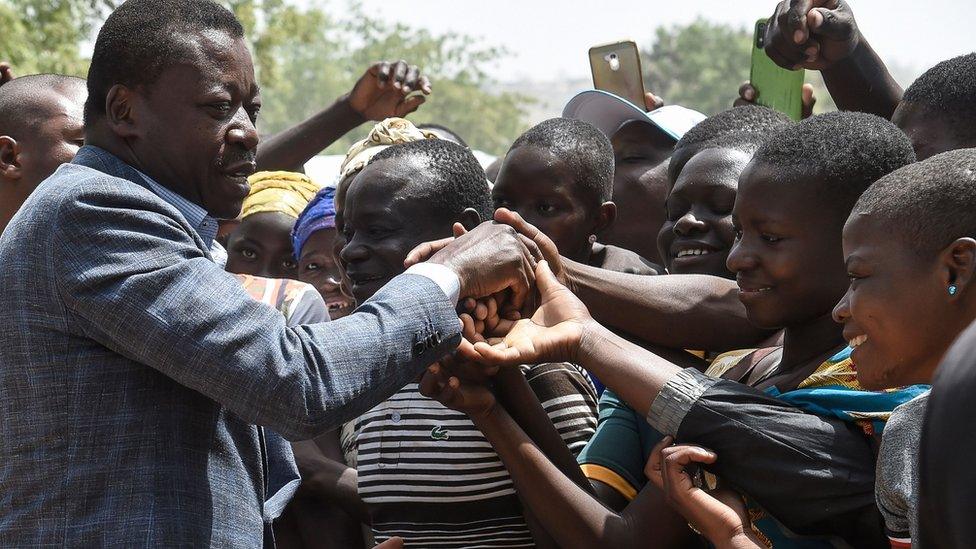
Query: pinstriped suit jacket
0 146 460 547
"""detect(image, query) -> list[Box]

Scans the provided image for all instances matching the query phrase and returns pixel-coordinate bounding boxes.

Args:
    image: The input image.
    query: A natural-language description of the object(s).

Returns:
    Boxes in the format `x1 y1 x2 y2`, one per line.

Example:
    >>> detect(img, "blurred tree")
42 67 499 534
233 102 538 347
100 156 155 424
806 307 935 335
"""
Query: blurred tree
0 0 111 76
642 17 835 115
243 2 531 155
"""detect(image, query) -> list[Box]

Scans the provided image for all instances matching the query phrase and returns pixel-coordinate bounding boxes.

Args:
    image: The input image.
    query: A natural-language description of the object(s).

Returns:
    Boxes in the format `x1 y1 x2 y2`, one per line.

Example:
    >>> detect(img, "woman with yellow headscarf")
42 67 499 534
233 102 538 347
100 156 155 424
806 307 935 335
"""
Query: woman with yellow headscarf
224 170 323 279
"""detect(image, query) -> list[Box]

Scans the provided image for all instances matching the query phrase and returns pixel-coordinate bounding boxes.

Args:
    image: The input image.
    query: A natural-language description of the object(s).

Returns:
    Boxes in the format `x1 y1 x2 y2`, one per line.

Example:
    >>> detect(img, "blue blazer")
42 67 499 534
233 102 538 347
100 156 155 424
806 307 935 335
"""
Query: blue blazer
0 146 460 546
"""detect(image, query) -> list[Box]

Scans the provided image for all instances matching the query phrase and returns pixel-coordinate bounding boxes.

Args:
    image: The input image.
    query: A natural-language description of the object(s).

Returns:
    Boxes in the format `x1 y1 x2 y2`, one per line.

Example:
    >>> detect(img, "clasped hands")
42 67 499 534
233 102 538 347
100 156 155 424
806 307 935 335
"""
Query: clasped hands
405 208 593 418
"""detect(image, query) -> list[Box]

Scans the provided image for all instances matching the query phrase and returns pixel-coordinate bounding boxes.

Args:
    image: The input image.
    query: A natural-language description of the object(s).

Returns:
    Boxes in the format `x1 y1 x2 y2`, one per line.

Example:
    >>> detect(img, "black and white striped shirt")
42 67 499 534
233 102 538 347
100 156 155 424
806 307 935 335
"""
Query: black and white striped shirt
341 363 598 547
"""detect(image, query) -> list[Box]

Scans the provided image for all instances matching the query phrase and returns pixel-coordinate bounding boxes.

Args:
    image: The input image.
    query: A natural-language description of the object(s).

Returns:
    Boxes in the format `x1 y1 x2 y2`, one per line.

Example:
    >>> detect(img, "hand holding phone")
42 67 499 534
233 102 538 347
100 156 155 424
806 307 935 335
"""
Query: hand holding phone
751 19 805 120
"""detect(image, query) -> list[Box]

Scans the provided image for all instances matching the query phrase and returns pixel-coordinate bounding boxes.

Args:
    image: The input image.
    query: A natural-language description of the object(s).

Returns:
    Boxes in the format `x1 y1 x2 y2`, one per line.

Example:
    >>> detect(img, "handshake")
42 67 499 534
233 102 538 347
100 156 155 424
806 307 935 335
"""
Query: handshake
405 209 596 416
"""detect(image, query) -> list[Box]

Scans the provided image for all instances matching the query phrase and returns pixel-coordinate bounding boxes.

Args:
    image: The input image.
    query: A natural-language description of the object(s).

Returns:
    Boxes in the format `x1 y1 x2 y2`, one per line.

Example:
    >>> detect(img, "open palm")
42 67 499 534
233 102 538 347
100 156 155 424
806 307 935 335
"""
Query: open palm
473 261 592 367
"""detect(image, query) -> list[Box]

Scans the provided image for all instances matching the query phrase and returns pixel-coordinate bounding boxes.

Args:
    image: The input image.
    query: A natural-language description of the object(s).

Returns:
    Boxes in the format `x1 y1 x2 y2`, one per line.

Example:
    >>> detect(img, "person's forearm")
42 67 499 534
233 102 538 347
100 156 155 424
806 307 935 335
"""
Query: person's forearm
565 260 771 352
821 38 903 119
291 440 370 523
493 367 594 493
575 322 683 420
256 96 365 172
472 406 638 549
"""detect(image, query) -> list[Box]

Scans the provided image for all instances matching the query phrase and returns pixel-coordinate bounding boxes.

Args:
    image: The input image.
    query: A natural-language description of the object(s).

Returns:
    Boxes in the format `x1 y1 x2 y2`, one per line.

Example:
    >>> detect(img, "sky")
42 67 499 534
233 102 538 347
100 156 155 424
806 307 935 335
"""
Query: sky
330 0 973 86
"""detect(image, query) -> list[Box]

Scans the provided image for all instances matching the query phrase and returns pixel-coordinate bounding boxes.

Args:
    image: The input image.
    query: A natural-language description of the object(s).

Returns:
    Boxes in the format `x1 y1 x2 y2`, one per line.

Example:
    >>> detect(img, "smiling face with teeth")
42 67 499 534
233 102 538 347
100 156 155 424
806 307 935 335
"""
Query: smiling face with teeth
340 155 485 304
658 147 748 278
833 214 968 389
298 228 355 320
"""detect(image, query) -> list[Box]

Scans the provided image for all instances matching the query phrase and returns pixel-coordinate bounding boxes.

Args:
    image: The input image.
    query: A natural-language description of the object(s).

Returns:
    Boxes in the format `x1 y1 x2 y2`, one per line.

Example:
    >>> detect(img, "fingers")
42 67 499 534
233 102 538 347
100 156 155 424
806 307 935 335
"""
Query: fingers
474 300 489 322
738 81 756 102
768 1 812 69
472 340 524 367
643 91 665 111
455 336 484 363
373 61 392 88
396 94 427 117
661 444 718 468
460 314 484 344
645 435 674 489
533 260 562 297
494 208 561 269
418 75 433 95
0 62 12 86
391 60 409 90
404 236 455 267
733 82 756 108
419 363 445 398
452 222 468 237
786 0 815 44
807 5 853 40
801 83 817 118
403 64 419 93
506 260 532 314
484 296 499 332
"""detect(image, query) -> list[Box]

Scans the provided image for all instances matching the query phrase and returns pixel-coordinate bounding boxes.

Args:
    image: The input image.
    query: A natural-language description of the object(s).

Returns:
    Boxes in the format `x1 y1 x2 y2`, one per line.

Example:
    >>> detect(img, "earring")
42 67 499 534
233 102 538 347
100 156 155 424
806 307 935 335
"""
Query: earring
588 235 597 244
949 284 958 296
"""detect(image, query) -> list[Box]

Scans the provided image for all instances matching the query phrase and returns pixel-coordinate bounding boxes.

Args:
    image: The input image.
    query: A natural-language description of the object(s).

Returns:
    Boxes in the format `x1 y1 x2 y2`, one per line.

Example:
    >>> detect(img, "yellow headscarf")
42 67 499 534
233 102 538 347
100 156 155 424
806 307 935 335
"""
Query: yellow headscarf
338 118 439 181
241 171 323 219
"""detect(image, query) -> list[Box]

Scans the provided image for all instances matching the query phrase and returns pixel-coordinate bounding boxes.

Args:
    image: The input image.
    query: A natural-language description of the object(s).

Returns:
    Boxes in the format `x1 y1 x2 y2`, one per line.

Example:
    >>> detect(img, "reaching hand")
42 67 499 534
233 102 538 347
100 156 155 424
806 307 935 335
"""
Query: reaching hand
646 437 765 549
426 220 542 312
764 0 860 71
0 62 13 86
734 81 817 119
347 60 432 120
419 362 498 420
470 261 592 367
461 295 520 343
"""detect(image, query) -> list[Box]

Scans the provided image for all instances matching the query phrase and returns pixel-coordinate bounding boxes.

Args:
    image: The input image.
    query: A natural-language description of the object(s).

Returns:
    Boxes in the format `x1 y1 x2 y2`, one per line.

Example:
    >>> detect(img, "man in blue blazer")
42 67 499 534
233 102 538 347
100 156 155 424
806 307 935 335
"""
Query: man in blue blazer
0 1 537 546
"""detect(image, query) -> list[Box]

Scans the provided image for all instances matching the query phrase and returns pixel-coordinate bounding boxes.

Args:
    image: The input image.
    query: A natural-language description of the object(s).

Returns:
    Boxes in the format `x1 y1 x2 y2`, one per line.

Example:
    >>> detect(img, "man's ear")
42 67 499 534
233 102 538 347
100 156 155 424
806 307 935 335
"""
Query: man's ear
459 207 482 231
104 84 143 140
0 136 22 181
942 237 976 298
594 201 617 234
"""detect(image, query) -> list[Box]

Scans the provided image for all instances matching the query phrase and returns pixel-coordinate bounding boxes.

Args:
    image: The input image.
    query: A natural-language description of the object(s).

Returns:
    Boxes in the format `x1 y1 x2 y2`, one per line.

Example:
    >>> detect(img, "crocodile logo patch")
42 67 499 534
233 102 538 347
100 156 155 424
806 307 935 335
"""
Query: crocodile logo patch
430 425 450 440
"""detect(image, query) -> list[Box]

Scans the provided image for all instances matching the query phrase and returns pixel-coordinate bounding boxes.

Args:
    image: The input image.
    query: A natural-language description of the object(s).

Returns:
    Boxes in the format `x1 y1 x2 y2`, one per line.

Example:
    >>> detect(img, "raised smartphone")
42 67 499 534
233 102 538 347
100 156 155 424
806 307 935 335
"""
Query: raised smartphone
589 40 647 109
751 19 805 120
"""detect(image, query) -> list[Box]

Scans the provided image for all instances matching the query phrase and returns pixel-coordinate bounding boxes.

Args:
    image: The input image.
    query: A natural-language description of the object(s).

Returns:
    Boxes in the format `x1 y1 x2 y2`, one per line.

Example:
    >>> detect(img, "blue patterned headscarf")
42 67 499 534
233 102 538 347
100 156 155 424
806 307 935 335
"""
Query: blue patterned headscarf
291 186 337 261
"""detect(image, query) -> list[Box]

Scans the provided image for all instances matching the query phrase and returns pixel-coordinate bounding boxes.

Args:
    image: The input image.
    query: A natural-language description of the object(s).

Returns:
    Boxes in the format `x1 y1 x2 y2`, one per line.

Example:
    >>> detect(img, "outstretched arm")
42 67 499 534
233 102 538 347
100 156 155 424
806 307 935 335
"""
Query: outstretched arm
762 0 902 118
406 210 773 353
565 259 768 352
256 60 432 171
420 367 692 549
473 261 886 545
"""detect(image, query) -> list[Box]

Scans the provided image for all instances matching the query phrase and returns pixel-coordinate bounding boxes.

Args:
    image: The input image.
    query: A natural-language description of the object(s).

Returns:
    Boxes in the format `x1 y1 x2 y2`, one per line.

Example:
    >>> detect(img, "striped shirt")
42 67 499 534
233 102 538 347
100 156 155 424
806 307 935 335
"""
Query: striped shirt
341 362 598 547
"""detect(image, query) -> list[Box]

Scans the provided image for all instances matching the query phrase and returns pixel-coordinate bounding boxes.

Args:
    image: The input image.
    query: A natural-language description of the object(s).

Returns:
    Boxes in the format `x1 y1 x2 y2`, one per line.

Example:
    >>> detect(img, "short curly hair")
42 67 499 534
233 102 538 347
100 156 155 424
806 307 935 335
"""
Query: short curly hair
508 117 614 204
84 0 244 124
852 148 976 255
670 105 793 181
368 139 493 220
751 111 916 216
902 53 976 144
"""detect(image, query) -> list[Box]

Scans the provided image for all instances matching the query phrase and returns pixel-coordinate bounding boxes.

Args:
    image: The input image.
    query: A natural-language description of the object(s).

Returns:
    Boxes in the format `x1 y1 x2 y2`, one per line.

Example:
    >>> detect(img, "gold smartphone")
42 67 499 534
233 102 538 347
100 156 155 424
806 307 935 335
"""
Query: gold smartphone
589 40 646 109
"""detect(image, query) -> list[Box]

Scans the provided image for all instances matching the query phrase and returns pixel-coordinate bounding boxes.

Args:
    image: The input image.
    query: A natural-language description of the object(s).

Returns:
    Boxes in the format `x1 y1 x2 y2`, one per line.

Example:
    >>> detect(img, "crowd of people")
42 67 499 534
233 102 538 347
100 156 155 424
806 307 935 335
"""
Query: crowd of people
1 0 975 547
